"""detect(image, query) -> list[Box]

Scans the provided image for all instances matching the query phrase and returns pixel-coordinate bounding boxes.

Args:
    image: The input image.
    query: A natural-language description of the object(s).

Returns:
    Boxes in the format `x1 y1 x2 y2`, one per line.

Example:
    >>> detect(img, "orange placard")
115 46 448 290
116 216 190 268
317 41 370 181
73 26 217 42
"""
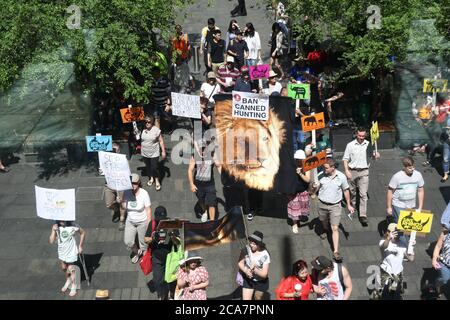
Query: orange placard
302 150 327 172
120 107 145 123
301 113 325 132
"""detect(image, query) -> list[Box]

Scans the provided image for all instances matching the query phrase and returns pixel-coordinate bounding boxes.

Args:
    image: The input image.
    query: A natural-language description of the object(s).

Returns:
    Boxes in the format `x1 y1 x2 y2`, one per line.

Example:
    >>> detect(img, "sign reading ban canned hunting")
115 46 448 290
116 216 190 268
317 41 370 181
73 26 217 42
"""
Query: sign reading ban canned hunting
232 91 269 121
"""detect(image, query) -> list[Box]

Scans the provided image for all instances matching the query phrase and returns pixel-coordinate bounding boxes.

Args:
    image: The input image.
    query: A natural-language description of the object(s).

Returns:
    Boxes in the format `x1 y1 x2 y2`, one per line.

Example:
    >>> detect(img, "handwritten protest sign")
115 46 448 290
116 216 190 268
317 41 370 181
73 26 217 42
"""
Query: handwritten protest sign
99 151 132 191
120 106 145 123
288 83 310 100
423 79 448 93
171 92 201 119
370 121 379 146
302 150 327 172
397 210 433 234
86 135 112 152
35 186 76 221
249 64 270 80
232 91 269 121
301 112 325 132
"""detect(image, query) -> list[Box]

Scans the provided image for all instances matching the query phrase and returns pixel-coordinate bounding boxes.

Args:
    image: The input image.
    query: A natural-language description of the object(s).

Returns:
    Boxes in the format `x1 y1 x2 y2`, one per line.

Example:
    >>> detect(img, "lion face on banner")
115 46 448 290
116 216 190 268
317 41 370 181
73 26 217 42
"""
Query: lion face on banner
215 99 286 190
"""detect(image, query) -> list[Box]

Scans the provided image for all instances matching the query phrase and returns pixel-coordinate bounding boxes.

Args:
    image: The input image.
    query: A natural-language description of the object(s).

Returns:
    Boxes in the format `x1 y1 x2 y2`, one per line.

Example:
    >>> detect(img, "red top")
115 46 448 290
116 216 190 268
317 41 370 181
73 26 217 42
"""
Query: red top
275 275 313 300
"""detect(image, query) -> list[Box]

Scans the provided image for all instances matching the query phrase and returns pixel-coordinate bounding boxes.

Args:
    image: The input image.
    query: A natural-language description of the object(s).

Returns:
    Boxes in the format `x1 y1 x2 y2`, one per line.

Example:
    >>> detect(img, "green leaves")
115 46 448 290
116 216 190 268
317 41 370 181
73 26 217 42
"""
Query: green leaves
0 0 193 103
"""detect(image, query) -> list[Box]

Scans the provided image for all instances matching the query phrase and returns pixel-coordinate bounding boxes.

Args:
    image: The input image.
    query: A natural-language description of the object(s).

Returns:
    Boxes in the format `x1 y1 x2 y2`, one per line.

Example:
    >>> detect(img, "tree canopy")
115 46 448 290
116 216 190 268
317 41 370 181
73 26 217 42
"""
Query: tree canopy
286 0 450 81
0 0 191 103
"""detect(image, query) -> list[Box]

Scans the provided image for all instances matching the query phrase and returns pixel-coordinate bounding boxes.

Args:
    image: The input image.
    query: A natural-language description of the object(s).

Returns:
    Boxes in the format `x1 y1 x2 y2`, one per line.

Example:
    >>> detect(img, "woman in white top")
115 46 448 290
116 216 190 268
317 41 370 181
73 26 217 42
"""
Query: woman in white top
238 231 270 300
136 115 166 191
122 173 152 264
49 221 86 297
243 23 261 67
200 72 220 106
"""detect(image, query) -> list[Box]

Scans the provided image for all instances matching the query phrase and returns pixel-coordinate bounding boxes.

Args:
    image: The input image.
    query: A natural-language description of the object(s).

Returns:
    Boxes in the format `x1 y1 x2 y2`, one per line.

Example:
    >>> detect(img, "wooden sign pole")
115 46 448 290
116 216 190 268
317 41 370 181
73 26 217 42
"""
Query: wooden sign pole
311 112 318 183
407 231 416 255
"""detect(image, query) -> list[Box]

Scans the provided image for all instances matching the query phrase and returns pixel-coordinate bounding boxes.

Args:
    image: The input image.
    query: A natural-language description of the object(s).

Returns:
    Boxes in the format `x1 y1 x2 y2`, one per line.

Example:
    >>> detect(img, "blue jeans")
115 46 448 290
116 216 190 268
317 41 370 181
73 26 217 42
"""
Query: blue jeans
293 129 304 152
443 142 450 174
246 59 257 67
437 262 450 289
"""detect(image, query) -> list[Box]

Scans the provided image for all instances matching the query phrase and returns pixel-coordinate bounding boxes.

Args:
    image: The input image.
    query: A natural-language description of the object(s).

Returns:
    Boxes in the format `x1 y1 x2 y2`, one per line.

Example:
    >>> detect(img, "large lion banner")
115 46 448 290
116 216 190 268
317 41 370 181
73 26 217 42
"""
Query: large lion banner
213 94 297 194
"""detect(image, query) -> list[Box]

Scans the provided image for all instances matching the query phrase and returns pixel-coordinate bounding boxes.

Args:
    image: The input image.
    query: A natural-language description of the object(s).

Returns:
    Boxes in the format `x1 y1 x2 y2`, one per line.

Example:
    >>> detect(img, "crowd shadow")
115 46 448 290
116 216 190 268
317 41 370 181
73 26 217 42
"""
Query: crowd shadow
439 186 450 204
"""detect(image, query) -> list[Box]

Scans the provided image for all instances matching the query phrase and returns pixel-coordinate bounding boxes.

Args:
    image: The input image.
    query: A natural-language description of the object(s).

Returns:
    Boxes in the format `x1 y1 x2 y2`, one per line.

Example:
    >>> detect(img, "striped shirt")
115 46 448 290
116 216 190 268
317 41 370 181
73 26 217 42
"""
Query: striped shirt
150 76 171 107
217 66 240 92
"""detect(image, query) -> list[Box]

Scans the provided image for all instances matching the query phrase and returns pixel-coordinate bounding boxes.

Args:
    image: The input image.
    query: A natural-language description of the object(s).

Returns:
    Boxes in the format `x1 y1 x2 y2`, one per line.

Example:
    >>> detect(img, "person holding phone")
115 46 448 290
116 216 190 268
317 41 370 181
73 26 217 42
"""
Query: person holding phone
378 223 415 300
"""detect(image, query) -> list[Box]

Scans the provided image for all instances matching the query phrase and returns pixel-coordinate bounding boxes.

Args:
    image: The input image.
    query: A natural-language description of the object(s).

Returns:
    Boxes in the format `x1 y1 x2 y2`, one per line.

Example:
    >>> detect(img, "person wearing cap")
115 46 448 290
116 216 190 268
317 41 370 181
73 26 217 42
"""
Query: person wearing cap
200 71 220 105
234 66 257 93
431 203 450 298
227 30 249 71
208 29 226 77
275 259 313 300
217 55 240 92
342 127 380 227
311 255 352 300
144 206 181 300
262 70 282 95
94 290 110 300
315 158 355 261
176 251 209 300
49 220 86 297
121 173 152 264
135 115 166 191
386 156 425 224
287 149 311 234
238 231 271 300
378 223 415 299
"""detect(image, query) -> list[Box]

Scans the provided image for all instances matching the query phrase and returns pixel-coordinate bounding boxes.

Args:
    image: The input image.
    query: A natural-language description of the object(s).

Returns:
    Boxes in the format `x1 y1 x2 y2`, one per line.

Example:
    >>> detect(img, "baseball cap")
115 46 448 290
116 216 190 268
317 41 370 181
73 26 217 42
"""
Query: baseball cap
131 173 140 183
226 56 235 63
207 71 216 79
154 206 168 220
311 256 333 271
387 223 397 232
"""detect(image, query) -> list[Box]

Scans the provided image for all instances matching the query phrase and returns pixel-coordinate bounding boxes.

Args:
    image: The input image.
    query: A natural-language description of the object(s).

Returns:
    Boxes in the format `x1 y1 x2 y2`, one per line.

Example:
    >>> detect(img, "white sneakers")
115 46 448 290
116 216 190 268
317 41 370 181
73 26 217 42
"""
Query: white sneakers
292 224 299 234
61 278 72 293
201 211 208 222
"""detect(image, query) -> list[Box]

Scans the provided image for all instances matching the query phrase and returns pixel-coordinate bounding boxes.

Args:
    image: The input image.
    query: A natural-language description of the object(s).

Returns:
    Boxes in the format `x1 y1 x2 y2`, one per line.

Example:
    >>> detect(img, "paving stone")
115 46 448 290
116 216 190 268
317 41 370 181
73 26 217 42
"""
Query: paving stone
121 288 131 300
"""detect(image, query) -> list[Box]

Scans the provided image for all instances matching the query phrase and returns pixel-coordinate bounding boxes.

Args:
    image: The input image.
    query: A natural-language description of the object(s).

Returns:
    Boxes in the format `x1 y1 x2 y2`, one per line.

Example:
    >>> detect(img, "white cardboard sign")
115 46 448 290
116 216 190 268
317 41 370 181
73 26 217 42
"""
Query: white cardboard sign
99 151 132 191
171 92 201 119
232 91 269 121
35 186 76 221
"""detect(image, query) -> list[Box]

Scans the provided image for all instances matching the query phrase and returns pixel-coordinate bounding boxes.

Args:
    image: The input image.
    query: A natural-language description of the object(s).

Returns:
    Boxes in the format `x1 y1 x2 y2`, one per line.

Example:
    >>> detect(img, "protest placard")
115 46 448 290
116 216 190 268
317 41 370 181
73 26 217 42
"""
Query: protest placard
35 186 76 221
423 79 448 93
288 83 311 100
302 150 327 172
249 64 270 80
397 210 433 234
171 92 201 119
232 91 269 121
370 121 379 146
120 106 145 123
98 151 132 191
86 135 112 152
301 112 325 132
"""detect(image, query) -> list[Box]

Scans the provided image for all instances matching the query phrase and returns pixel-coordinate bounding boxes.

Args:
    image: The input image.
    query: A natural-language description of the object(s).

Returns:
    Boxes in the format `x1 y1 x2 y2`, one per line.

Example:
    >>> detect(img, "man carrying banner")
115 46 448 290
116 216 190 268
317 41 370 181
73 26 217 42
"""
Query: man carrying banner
188 141 222 222
315 159 355 261
49 221 86 297
342 127 380 227
386 156 425 224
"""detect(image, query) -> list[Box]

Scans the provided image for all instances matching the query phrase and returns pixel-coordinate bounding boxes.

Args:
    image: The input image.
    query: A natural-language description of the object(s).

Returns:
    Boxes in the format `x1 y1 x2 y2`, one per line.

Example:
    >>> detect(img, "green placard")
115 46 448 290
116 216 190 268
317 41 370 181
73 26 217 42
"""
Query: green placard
288 83 310 100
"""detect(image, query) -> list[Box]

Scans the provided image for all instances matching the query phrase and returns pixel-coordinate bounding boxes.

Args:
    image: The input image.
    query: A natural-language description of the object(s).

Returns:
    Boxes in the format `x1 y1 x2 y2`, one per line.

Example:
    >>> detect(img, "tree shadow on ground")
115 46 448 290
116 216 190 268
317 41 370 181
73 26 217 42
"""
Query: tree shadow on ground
34 143 98 181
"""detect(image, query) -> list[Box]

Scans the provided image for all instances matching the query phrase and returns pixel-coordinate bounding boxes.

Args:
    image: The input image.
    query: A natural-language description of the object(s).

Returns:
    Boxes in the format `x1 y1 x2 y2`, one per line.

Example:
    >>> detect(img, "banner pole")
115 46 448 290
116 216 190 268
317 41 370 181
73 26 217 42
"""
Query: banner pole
311 112 318 184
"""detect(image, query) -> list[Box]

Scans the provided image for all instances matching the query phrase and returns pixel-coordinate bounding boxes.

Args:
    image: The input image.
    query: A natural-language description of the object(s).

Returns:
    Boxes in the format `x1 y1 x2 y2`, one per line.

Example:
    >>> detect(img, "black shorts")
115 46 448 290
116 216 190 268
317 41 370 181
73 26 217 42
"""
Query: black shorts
242 274 269 292
196 184 217 207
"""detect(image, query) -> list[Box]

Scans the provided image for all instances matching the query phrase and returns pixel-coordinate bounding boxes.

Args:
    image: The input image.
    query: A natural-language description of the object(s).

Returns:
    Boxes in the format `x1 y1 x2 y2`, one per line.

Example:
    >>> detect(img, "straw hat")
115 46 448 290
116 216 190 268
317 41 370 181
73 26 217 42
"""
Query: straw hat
268 70 278 78
95 290 110 300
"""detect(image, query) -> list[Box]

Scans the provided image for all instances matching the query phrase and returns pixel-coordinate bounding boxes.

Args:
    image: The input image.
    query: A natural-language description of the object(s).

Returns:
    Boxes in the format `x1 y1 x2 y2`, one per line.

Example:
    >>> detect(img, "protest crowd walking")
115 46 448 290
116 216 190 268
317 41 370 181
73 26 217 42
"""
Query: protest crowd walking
2 0 450 302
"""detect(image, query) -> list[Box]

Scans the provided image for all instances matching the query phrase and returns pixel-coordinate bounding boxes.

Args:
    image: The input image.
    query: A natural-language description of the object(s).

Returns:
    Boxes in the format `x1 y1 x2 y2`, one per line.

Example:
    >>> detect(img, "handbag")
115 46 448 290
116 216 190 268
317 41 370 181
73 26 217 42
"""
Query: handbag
164 241 184 283
236 270 244 287
139 220 155 275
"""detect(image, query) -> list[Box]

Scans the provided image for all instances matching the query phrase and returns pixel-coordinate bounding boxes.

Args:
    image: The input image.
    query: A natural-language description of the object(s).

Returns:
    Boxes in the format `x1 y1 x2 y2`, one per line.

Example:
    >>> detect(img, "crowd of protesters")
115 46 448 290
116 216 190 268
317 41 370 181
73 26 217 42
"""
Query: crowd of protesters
34 2 450 300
